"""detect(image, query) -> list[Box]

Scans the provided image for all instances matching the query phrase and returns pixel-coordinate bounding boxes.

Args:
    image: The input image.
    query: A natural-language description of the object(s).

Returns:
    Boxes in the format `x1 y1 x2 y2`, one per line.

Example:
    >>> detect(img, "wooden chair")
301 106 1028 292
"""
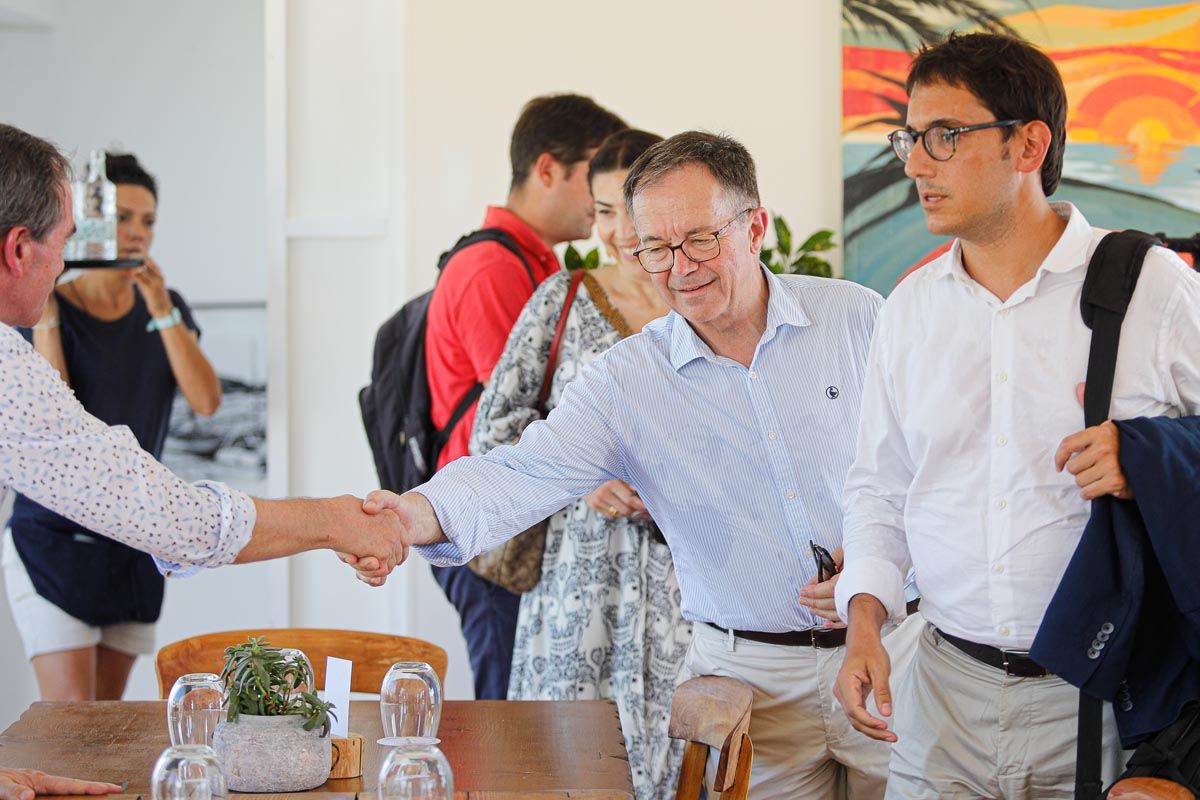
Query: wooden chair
670 675 754 800
155 628 448 698
1108 778 1195 800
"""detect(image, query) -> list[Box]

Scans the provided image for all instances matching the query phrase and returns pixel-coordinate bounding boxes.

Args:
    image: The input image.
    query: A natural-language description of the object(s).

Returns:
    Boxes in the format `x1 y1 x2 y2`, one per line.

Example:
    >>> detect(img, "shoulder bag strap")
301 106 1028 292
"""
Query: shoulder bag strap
538 269 585 415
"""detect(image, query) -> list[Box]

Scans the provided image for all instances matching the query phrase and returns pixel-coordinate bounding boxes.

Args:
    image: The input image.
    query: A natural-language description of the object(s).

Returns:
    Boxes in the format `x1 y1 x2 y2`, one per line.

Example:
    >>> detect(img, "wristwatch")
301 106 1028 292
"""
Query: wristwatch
146 307 182 332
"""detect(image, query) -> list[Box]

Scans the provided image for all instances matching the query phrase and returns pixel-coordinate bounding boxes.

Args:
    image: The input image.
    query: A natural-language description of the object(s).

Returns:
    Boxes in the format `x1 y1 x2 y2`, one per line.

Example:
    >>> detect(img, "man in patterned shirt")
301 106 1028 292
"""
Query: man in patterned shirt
0 123 406 574
0 122 410 793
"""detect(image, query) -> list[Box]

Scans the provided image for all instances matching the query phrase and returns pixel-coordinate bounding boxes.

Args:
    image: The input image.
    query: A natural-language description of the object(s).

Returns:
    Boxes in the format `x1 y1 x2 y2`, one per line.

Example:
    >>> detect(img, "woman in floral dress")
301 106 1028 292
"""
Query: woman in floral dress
471 129 691 800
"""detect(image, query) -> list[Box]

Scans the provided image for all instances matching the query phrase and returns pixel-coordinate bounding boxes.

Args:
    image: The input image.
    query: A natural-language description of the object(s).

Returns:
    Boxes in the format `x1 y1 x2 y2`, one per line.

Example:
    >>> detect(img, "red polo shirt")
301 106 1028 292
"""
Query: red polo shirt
426 206 560 469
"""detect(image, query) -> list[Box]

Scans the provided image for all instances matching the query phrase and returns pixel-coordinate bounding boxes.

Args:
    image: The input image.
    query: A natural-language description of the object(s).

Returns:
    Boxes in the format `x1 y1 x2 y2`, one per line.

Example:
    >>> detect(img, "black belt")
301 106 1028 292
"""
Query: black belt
706 599 922 649
935 627 1051 677
706 622 847 648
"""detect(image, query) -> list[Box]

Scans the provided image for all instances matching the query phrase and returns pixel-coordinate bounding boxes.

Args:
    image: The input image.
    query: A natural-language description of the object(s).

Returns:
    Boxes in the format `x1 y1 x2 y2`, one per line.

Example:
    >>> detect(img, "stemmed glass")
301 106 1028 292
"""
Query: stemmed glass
379 661 442 746
377 743 454 800
151 744 227 800
166 673 225 747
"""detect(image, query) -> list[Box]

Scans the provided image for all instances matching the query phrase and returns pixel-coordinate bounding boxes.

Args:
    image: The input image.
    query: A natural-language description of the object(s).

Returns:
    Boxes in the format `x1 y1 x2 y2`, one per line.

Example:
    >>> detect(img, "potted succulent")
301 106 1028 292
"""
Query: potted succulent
212 636 337 792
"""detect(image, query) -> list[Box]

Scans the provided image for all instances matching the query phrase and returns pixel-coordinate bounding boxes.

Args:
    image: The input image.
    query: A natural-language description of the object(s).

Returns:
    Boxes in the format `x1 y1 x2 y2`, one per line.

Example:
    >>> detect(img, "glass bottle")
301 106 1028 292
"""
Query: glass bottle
76 149 116 260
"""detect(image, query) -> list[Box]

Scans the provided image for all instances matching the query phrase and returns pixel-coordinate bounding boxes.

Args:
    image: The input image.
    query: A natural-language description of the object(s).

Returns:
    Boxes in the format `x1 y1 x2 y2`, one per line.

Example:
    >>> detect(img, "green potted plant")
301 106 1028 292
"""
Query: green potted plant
760 213 836 278
211 636 337 792
563 242 601 270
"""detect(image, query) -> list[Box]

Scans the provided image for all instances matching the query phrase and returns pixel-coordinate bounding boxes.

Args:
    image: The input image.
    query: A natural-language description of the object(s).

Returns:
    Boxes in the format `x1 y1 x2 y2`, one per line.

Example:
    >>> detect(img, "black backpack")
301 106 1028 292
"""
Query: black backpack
358 228 534 493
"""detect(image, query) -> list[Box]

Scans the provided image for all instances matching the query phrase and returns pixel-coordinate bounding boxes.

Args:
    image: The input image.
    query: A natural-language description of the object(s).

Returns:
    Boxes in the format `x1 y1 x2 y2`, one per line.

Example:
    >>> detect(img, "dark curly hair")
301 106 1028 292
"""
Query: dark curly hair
906 32 1067 196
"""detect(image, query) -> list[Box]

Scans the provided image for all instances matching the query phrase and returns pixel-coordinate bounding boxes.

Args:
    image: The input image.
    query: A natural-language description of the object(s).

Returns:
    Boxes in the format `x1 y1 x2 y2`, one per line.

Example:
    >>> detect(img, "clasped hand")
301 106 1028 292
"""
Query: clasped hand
335 490 418 587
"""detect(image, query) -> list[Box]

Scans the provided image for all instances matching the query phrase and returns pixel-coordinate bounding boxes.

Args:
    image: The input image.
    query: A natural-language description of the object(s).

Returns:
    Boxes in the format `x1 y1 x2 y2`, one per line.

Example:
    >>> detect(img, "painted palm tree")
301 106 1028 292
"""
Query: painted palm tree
842 0 1027 52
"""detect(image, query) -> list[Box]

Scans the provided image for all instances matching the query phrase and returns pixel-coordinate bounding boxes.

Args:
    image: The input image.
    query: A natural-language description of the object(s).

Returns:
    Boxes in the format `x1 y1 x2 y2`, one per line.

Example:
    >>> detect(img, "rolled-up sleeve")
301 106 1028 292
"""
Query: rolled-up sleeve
415 356 623 565
0 326 255 573
836 307 914 625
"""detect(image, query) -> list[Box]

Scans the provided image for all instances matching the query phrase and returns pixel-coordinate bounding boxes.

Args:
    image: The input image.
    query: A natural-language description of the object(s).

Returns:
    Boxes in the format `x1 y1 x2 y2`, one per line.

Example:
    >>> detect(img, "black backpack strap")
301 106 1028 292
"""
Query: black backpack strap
435 382 484 447
436 227 536 290
1075 229 1159 800
1079 230 1158 428
430 226 538 447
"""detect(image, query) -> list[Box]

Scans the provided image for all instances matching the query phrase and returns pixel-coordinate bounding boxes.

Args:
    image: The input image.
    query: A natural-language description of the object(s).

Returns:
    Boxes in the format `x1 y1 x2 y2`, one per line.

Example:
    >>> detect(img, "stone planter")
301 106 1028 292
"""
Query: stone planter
212 714 331 792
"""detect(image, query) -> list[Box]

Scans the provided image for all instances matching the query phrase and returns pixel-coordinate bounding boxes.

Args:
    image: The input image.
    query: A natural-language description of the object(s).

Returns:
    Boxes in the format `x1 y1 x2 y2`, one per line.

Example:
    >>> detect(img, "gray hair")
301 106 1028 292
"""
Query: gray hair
622 131 760 215
0 124 70 243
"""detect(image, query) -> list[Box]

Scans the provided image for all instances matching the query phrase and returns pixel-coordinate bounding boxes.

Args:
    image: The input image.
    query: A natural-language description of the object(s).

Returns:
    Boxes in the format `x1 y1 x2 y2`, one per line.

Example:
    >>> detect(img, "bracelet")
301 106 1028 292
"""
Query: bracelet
146 307 182 332
32 319 60 330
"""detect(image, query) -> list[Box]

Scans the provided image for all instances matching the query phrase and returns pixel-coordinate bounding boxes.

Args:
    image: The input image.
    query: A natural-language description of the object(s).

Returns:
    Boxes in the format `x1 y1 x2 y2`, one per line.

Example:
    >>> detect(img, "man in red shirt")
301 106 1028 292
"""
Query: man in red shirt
425 94 625 699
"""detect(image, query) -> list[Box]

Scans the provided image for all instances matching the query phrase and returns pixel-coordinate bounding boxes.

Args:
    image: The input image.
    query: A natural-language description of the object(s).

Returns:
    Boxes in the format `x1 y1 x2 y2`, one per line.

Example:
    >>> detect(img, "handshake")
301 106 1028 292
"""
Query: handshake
329 490 427 587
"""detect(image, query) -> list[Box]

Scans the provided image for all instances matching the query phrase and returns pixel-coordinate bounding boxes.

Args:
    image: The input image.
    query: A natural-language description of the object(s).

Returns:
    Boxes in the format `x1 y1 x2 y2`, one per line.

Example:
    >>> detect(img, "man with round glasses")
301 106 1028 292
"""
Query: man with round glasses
833 32 1200 797
355 130 922 797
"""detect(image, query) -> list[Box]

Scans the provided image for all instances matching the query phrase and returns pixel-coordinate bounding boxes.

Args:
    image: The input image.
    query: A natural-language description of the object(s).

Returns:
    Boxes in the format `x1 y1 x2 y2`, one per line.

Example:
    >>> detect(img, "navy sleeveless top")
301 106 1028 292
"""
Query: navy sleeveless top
10 286 199 626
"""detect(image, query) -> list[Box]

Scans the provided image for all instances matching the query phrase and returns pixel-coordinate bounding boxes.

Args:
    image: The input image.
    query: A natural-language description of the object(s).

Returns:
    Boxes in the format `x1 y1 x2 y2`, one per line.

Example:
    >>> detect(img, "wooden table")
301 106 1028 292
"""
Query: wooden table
0 699 634 799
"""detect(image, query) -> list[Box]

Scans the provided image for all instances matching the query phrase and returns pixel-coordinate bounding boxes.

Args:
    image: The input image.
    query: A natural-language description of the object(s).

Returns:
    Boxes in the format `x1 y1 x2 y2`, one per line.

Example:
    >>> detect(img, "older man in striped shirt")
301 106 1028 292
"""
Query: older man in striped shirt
358 131 921 798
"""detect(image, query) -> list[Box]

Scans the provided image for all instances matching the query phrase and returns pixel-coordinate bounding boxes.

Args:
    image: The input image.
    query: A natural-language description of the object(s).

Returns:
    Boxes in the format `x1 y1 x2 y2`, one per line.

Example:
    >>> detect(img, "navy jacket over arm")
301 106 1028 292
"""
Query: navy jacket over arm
1031 415 1200 748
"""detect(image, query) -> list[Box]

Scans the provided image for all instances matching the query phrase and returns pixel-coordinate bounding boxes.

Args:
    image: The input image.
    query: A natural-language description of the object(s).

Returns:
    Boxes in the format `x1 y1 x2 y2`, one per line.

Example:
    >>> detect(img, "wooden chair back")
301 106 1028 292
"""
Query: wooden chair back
155 628 448 698
1108 778 1195 800
670 675 754 800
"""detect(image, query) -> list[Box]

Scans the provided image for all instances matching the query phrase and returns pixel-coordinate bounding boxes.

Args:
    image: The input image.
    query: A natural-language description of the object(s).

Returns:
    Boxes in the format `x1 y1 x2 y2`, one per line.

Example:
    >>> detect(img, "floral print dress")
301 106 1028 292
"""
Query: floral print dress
471 269 692 800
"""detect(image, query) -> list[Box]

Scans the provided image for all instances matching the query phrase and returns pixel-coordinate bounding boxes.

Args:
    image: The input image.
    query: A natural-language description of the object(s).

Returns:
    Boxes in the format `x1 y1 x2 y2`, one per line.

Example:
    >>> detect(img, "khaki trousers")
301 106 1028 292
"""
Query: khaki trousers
681 613 923 799
886 623 1126 799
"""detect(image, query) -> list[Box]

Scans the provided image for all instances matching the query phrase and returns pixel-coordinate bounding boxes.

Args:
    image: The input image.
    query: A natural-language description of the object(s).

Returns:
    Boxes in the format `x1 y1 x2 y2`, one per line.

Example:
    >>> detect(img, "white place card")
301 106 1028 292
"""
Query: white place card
324 656 352 738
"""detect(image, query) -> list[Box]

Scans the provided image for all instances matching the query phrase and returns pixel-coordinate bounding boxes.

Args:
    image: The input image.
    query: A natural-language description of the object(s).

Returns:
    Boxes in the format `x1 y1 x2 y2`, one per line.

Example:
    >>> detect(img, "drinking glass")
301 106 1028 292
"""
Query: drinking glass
151 744 227 800
167 673 225 747
276 647 315 693
379 661 442 744
377 743 454 800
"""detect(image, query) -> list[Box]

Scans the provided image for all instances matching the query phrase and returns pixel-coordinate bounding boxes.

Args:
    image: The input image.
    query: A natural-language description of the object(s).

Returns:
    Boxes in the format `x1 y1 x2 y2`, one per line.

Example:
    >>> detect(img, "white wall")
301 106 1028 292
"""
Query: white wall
406 0 847 283
0 0 843 729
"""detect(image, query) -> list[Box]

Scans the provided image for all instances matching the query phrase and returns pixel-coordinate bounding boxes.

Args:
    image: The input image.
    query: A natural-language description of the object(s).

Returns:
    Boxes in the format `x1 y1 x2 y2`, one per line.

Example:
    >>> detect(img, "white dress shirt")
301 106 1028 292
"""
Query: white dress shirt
0 323 255 575
836 203 1200 649
417 269 882 632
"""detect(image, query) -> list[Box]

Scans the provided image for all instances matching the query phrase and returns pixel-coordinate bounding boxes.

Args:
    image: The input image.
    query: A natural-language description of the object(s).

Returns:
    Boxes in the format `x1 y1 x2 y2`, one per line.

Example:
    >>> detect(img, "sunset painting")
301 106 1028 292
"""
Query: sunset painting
842 0 1200 292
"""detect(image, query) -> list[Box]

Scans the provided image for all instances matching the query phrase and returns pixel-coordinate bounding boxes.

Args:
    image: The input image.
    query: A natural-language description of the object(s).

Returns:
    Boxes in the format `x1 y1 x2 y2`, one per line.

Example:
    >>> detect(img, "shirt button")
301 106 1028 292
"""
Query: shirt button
993 563 1004 574
785 489 796 500
768 431 778 441
999 626 1010 637
997 372 1009 383
995 499 1008 510
996 436 1008 447
749 370 758 381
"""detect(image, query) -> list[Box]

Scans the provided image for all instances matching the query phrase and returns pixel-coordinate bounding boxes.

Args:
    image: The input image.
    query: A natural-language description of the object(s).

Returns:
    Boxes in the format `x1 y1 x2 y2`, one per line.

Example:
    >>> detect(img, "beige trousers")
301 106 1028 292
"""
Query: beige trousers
681 613 924 800
886 623 1127 799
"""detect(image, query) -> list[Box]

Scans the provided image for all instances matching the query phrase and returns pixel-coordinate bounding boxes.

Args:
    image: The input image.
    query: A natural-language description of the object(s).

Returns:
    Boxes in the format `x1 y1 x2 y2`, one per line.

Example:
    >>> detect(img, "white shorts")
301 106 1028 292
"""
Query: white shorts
2 529 156 659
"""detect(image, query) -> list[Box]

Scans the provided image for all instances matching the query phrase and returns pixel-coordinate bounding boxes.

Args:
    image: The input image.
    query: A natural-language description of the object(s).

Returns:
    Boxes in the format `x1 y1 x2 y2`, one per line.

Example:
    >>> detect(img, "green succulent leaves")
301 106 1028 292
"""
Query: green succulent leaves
220 636 336 737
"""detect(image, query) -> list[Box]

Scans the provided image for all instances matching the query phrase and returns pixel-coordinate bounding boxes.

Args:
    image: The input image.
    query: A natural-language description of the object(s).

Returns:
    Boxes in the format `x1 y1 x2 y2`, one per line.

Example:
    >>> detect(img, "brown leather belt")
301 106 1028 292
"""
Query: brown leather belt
706 599 921 649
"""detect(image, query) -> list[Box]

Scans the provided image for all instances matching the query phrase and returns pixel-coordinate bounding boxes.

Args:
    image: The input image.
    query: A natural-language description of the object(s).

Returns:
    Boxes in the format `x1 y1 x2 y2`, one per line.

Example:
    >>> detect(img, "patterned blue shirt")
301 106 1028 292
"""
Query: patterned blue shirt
417 268 882 632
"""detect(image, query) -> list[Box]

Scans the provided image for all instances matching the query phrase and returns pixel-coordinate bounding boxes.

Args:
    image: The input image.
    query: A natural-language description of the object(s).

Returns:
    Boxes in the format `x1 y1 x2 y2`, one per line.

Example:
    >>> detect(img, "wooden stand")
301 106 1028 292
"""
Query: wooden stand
329 732 364 779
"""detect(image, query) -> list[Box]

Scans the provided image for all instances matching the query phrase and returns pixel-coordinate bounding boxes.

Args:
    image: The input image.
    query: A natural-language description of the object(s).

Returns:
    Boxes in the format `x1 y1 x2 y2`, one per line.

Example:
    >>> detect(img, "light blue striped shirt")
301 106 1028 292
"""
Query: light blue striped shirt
416 267 882 632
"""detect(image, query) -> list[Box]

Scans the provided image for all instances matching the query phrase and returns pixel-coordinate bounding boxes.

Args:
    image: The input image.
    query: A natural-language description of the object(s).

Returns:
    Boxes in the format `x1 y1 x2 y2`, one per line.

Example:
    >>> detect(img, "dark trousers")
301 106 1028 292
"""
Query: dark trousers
431 564 522 700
